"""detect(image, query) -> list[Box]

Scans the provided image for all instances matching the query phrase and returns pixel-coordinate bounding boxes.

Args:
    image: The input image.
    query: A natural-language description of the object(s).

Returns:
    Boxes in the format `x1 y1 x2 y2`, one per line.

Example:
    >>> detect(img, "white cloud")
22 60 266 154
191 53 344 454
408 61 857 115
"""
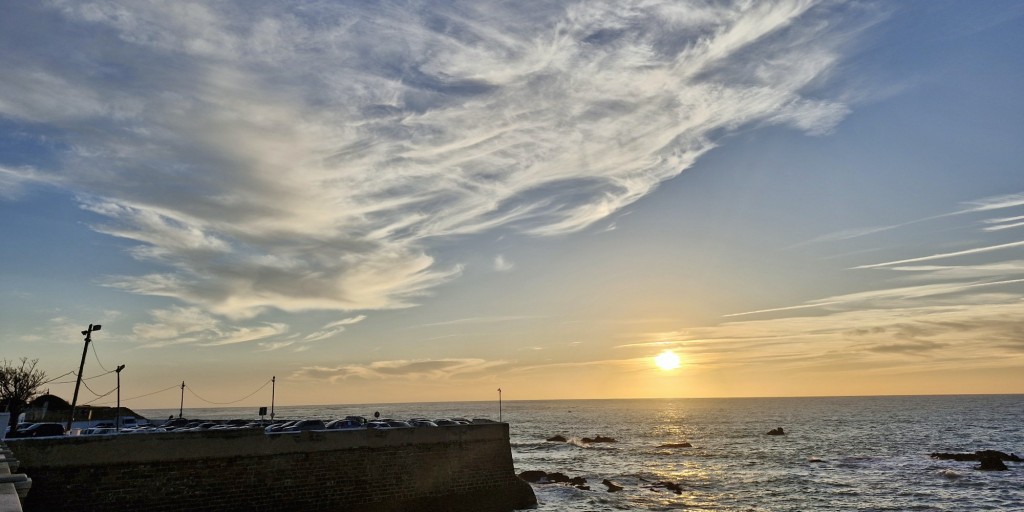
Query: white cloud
132 306 288 347
303 315 367 342
292 358 507 382
493 255 515 272
854 240 1024 269
0 165 63 200
2 1 869 318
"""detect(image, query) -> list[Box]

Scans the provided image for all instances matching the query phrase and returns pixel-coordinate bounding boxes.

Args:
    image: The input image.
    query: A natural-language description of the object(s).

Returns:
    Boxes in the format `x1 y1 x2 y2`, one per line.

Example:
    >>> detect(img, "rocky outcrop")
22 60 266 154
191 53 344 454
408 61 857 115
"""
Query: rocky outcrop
518 470 547 483
580 435 617 444
545 435 567 442
766 427 785 436
931 450 1019 472
930 450 1021 462
658 442 692 448
977 456 1008 471
601 479 623 492
652 481 682 494
517 470 589 490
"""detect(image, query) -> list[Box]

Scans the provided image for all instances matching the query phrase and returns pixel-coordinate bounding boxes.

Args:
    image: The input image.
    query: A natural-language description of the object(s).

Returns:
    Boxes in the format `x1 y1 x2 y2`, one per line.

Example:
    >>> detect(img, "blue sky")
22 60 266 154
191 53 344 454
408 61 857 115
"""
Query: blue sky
2 1 1023 409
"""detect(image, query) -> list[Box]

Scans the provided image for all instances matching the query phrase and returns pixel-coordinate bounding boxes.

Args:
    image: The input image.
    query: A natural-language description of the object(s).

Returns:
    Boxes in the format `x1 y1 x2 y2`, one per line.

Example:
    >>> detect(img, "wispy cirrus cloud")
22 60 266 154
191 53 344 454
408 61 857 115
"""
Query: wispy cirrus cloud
854 240 1024 269
304 315 367 342
0 1 870 319
132 306 288 348
675 190 1024 374
293 358 507 382
493 255 515 272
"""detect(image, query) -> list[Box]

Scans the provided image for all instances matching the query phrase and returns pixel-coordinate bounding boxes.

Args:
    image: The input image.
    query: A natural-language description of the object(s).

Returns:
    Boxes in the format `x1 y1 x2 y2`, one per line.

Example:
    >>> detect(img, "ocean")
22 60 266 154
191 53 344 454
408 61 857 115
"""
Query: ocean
142 395 1024 511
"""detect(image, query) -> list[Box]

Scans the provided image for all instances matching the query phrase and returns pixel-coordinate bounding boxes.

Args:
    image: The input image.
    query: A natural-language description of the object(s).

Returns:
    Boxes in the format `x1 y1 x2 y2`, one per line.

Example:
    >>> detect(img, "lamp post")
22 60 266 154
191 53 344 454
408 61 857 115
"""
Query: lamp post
270 376 276 420
498 388 502 423
179 381 185 419
115 365 125 432
67 324 101 432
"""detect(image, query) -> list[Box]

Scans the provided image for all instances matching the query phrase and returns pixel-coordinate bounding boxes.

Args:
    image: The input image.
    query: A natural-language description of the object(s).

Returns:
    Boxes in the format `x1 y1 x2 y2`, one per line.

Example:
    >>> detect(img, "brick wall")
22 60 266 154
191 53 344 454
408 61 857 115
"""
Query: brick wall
8 424 536 512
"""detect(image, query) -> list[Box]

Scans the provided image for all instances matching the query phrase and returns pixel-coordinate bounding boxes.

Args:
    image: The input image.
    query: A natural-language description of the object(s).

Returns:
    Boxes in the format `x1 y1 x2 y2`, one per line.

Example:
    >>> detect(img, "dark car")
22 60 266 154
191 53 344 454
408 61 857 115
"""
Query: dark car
161 418 190 429
325 419 363 430
282 419 326 432
9 422 66 438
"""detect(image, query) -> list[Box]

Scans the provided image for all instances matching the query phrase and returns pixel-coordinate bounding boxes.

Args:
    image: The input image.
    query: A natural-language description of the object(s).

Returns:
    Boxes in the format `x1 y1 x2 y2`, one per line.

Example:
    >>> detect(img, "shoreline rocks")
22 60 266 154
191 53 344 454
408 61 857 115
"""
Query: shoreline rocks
518 470 589 490
931 450 1020 471
658 442 692 448
930 450 1021 462
601 479 623 492
766 427 785 436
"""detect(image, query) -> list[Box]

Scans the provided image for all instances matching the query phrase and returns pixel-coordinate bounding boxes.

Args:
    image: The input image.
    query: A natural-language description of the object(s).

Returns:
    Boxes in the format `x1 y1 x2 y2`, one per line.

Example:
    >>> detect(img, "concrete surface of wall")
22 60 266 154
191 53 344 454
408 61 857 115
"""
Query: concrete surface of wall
8 424 536 512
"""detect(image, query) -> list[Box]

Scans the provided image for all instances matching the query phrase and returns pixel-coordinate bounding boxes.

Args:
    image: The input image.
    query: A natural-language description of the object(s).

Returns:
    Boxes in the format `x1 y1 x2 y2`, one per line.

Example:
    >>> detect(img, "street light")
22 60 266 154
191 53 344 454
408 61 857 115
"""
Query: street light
67 324 101 432
115 365 125 432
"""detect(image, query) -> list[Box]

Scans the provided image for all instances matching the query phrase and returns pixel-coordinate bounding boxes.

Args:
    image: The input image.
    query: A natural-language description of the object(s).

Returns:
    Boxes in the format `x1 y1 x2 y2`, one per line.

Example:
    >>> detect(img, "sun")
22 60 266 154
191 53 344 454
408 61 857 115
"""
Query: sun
654 350 681 371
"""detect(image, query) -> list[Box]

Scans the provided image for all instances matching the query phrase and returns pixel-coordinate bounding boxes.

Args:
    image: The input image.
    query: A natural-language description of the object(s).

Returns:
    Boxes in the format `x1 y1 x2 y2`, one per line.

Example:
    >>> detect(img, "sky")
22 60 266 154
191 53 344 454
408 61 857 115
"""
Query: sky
2 0 1023 412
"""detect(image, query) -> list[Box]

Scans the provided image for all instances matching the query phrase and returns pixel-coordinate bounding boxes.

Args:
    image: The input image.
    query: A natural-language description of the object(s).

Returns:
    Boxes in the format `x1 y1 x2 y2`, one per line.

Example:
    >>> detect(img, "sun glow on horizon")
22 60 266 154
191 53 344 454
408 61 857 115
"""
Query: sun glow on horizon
654 350 681 371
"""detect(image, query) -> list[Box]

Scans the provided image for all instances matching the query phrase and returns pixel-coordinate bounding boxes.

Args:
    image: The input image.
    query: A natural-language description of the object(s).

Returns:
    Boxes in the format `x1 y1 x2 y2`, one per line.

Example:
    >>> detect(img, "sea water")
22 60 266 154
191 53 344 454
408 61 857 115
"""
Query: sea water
142 395 1024 511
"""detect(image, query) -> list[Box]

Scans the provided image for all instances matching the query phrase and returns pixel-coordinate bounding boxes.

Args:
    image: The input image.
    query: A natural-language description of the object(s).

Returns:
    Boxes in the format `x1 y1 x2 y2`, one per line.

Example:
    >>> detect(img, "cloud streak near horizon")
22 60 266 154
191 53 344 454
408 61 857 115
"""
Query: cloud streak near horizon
1 1 866 331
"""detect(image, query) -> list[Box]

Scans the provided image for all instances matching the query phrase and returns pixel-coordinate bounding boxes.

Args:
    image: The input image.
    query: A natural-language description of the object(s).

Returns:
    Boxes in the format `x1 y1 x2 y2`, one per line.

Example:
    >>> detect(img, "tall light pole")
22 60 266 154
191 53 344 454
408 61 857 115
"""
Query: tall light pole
67 324 101 432
270 376 276 420
498 388 502 423
115 365 125 432
178 381 185 419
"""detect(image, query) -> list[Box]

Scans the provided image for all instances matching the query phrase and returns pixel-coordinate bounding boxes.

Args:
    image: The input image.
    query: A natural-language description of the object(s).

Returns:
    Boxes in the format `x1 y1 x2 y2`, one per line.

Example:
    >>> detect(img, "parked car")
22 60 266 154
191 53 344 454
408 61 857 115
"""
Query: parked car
8 422 66 438
161 418 190 429
265 420 298 433
409 419 438 427
325 419 363 430
282 419 326 432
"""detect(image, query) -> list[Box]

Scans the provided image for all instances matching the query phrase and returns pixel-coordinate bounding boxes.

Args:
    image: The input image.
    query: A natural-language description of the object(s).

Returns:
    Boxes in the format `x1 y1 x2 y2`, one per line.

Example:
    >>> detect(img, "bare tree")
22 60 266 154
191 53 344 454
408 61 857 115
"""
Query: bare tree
0 358 47 431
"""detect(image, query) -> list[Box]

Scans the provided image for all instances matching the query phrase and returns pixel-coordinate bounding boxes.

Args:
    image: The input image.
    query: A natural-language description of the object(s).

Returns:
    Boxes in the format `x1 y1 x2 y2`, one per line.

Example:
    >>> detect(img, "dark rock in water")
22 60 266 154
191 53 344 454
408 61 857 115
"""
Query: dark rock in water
520 470 589 488
659 442 692 448
931 450 1022 463
653 481 683 494
581 435 617 443
546 472 571 484
766 427 785 436
977 456 1008 471
546 434 568 442
602 479 623 492
519 470 547 483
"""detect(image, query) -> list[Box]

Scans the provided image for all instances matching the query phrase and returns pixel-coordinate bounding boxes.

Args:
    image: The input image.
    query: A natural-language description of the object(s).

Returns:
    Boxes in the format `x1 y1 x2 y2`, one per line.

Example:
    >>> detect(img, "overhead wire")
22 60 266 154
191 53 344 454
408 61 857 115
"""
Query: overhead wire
80 376 105 397
87 384 181 406
185 379 273 405
48 370 115 386
90 339 111 373
40 370 76 386
82 386 117 405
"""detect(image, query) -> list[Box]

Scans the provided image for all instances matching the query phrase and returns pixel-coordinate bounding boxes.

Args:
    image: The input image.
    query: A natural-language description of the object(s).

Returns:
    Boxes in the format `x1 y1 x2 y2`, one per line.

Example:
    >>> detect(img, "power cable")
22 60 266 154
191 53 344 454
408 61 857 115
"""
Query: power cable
113 384 181 404
80 376 104 397
185 378 272 405
90 339 111 373
82 386 117 405
49 370 114 386
40 370 76 386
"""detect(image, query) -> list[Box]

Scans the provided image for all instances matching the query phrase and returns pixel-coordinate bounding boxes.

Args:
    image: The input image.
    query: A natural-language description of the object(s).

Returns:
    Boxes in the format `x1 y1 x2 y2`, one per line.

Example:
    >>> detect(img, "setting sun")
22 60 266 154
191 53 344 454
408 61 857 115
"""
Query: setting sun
654 350 681 371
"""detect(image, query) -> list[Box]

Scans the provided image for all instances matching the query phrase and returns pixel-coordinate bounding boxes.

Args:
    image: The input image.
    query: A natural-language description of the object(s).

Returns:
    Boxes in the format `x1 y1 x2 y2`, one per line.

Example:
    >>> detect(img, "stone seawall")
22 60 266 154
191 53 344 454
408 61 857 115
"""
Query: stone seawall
8 424 536 512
